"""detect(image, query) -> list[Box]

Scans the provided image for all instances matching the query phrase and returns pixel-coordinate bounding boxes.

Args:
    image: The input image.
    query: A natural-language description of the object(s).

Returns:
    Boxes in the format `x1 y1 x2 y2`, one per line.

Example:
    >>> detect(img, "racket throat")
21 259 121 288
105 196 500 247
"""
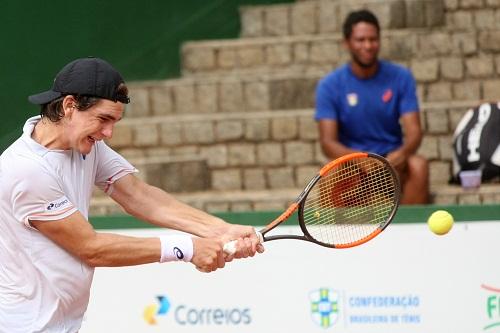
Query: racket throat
263 234 308 242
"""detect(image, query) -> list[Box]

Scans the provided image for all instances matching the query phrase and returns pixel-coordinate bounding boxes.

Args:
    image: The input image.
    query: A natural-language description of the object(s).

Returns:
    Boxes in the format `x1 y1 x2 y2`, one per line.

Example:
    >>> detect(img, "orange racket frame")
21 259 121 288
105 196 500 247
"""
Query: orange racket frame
258 152 401 248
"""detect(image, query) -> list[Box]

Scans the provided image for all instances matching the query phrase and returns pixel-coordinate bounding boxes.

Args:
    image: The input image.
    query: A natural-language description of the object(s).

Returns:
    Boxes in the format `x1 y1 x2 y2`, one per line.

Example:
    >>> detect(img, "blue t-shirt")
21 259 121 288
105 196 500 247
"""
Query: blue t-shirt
315 60 419 156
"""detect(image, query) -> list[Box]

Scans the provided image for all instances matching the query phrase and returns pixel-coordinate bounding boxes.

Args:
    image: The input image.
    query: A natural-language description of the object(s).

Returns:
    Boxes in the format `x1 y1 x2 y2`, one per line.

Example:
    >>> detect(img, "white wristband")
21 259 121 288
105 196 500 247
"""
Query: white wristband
159 235 193 263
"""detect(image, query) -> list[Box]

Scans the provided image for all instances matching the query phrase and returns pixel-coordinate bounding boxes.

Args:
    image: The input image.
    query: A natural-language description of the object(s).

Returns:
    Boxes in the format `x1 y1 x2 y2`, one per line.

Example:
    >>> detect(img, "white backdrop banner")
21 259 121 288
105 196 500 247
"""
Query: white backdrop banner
81 221 500 333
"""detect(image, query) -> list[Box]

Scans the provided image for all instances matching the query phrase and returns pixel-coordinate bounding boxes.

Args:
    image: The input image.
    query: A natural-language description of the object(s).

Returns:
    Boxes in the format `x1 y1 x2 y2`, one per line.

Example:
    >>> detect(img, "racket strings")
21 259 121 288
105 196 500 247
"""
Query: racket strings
302 157 397 246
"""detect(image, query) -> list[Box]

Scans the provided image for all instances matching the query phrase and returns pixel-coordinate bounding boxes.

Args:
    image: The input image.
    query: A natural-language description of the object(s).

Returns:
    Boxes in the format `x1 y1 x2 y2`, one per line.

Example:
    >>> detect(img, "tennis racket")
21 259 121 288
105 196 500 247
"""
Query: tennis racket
224 152 400 253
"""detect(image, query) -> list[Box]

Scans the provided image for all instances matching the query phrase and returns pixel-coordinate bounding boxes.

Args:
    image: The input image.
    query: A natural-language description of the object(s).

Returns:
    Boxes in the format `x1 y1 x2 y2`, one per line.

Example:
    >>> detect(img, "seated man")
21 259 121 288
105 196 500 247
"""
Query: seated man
315 9 429 204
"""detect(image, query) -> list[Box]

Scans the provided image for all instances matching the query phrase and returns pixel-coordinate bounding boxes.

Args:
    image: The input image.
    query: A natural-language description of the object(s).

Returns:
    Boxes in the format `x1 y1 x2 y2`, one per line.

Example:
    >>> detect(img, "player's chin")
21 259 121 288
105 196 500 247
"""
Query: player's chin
79 140 94 155
359 58 377 68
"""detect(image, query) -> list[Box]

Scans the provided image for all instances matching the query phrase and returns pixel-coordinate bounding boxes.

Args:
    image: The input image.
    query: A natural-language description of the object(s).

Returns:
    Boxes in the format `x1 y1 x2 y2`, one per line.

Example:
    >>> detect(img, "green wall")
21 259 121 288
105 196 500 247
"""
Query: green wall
0 0 292 152
90 204 500 229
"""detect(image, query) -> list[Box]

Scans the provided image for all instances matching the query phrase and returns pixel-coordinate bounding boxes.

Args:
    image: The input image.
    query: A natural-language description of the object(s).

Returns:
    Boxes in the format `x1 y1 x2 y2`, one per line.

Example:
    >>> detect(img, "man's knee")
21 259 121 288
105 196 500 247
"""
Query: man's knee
407 155 429 179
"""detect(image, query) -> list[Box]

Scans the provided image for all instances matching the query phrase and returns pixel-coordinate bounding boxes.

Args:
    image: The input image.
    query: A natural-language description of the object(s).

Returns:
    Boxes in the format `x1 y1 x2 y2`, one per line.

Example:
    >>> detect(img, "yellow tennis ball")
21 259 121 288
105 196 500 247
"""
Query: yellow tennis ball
427 210 454 235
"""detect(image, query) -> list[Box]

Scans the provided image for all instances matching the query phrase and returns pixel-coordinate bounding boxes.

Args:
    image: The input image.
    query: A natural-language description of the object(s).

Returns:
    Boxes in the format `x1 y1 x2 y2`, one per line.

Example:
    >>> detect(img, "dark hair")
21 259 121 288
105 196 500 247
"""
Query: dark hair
342 9 380 39
40 83 128 122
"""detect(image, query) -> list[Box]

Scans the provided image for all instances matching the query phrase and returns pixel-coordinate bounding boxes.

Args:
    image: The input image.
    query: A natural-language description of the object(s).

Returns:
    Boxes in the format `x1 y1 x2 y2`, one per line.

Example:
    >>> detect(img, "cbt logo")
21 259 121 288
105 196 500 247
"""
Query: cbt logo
309 288 340 329
482 284 500 331
143 295 251 326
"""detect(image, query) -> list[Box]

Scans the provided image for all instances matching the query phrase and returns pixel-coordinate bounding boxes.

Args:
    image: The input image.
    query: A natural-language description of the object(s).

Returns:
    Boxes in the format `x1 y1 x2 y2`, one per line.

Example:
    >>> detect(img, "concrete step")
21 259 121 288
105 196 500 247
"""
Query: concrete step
111 99 480 150
107 99 484 190
89 184 500 216
180 27 495 76
126 59 500 118
90 188 300 216
125 72 319 118
238 0 444 38
92 155 210 197
431 183 500 205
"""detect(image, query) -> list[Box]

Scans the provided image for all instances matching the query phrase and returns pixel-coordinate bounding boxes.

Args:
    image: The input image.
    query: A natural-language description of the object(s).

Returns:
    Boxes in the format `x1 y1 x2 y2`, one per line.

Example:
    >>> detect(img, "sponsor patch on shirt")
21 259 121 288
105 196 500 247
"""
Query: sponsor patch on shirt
45 196 71 212
347 93 358 107
382 89 393 103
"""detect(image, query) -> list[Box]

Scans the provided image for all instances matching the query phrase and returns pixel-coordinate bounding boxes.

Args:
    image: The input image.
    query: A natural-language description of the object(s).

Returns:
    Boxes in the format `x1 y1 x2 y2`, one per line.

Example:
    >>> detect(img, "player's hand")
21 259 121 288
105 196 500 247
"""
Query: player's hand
191 238 225 273
221 225 265 261
386 149 408 173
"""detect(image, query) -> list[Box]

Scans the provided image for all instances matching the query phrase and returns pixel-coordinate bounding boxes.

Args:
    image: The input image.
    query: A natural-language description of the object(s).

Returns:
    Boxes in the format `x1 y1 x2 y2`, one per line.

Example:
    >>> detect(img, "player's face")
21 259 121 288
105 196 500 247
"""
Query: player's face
67 99 124 155
345 22 380 68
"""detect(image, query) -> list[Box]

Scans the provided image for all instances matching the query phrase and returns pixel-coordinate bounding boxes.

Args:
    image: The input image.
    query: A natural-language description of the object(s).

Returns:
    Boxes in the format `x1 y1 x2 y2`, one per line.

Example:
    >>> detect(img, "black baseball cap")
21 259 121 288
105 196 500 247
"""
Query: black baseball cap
28 57 130 105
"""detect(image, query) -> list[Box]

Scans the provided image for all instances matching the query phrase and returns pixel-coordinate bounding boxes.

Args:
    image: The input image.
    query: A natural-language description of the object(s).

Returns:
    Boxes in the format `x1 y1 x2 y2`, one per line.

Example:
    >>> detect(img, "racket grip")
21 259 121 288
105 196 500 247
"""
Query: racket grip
223 231 263 255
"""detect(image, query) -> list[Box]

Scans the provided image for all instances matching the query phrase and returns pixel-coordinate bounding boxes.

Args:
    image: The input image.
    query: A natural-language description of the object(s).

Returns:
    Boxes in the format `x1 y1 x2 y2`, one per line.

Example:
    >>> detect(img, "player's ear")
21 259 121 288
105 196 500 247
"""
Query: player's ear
62 95 77 117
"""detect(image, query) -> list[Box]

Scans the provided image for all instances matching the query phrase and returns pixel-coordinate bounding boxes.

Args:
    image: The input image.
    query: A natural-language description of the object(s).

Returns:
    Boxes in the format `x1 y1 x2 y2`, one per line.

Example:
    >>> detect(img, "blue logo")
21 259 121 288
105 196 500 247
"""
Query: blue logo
309 288 339 328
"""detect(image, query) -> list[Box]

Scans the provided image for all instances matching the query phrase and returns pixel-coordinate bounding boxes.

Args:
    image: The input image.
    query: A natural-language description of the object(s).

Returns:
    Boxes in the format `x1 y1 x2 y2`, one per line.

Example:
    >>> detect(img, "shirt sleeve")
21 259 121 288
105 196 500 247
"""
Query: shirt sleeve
10 164 77 228
398 69 420 115
315 76 339 121
94 141 138 195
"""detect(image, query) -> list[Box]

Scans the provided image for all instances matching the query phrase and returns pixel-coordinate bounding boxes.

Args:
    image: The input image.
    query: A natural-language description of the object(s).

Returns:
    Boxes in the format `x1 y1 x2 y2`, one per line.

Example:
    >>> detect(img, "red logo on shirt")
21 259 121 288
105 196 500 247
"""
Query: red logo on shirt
382 89 393 103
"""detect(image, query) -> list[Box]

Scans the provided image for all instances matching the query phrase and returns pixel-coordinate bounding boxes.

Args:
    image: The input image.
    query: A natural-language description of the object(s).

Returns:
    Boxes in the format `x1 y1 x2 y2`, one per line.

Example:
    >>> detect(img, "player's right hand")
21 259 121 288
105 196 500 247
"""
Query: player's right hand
191 238 225 273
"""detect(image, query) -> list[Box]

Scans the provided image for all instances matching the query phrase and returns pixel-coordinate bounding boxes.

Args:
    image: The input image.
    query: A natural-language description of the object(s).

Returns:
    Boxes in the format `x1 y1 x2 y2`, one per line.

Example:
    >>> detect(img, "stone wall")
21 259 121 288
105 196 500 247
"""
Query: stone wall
95 0 500 214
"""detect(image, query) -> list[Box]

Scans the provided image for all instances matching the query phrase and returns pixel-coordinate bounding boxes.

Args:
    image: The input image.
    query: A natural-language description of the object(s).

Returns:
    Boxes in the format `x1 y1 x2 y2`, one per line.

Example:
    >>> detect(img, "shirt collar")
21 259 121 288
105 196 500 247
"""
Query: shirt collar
21 116 68 157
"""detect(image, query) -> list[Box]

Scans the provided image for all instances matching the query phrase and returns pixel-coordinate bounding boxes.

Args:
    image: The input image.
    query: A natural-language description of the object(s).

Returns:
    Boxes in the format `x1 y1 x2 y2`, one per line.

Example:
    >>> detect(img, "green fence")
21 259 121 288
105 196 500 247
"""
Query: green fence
90 204 500 229
0 0 292 152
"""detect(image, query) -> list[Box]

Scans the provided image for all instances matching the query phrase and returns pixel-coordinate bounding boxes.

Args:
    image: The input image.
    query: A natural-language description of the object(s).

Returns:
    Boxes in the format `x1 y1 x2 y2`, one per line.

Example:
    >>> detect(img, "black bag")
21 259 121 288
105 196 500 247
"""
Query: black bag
451 102 500 183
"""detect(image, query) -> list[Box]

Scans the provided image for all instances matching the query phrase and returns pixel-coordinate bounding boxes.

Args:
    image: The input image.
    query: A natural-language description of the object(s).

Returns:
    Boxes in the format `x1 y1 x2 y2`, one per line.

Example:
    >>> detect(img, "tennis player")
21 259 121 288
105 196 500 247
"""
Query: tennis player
0 57 263 333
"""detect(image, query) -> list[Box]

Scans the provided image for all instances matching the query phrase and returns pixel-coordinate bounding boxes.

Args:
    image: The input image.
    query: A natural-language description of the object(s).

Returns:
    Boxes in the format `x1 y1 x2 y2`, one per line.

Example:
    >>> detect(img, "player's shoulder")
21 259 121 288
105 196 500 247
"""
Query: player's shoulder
319 64 350 86
380 60 414 78
0 138 54 185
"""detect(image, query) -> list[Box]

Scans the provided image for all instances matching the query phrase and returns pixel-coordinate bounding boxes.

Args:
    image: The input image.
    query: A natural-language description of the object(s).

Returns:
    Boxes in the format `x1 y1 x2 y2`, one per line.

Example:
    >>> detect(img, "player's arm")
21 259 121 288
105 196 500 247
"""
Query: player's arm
109 174 262 258
399 111 423 155
318 119 357 159
386 111 422 169
30 213 225 271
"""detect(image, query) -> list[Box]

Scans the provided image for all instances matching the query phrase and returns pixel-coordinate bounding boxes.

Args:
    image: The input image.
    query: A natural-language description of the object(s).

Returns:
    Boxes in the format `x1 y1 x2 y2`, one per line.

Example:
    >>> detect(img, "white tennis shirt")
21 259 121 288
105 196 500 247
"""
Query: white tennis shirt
0 116 136 332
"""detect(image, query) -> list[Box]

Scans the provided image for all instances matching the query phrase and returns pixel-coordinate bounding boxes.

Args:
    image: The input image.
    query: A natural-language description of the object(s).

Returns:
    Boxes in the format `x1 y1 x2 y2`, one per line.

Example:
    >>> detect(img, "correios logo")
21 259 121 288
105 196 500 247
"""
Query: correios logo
309 288 340 329
46 198 69 211
482 284 500 331
143 295 251 326
144 296 170 325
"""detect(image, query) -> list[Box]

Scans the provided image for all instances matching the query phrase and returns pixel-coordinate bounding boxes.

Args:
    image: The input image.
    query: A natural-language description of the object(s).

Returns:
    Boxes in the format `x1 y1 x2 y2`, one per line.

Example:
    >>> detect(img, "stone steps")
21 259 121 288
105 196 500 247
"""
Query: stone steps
92 155 210 199
238 0 444 38
181 27 490 76
432 183 500 205
90 188 300 216
125 67 500 120
89 183 500 216
107 99 483 189
89 0 500 216
125 72 319 118
112 100 480 151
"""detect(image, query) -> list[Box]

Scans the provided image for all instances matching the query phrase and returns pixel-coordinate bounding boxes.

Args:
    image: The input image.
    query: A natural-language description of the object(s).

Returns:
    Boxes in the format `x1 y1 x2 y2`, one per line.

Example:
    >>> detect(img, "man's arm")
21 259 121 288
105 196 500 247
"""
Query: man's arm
385 111 422 170
318 119 357 159
110 174 263 258
111 174 227 237
31 212 225 271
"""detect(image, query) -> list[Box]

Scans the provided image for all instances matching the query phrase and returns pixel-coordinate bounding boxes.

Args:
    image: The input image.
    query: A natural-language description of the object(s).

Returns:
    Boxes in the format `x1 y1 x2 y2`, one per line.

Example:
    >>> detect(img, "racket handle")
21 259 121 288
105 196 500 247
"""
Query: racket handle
223 230 263 255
